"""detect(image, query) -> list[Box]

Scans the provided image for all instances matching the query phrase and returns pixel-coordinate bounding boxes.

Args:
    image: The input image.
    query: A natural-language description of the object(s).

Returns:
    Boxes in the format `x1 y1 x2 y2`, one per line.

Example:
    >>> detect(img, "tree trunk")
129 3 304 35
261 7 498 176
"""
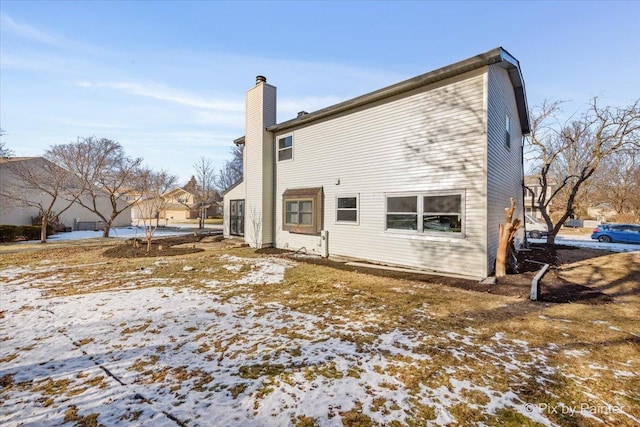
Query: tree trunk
102 224 110 238
496 223 510 277
496 198 522 278
40 217 48 243
545 232 557 245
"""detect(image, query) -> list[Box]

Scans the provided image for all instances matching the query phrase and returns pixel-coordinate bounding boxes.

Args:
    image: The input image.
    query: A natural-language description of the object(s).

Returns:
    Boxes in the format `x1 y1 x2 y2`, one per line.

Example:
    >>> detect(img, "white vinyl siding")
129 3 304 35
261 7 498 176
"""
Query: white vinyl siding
486 64 525 274
244 82 276 247
274 68 489 279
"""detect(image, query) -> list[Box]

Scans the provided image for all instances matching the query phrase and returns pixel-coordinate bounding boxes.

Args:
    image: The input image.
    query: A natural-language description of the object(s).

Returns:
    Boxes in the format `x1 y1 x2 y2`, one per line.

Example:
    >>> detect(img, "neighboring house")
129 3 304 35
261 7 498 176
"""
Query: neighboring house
0 157 131 230
587 203 617 222
222 47 530 280
162 186 199 221
523 175 555 220
132 177 221 222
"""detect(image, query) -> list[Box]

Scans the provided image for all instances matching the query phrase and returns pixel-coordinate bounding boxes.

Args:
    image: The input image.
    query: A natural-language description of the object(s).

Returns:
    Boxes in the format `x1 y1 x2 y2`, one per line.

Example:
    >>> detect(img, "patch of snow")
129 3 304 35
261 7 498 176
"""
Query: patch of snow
529 234 640 253
0 258 615 427
564 349 589 358
40 226 194 242
613 370 636 378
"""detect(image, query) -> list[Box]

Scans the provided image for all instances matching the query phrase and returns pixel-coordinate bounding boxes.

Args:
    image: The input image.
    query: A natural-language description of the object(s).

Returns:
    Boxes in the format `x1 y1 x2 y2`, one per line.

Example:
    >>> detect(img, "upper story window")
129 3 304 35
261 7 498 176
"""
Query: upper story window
386 191 464 235
336 195 359 224
505 114 511 149
278 135 293 161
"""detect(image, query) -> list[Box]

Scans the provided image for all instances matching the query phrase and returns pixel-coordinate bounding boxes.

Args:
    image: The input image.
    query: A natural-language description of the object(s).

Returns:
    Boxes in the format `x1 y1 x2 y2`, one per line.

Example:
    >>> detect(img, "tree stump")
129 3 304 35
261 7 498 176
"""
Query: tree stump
496 197 522 278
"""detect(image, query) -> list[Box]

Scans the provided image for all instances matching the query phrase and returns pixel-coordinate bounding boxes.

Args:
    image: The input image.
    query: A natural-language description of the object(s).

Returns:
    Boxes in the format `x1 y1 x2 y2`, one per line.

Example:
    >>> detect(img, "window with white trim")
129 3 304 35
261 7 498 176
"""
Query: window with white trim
505 114 511 149
336 195 358 224
386 191 464 234
423 194 462 233
386 195 418 230
278 135 293 161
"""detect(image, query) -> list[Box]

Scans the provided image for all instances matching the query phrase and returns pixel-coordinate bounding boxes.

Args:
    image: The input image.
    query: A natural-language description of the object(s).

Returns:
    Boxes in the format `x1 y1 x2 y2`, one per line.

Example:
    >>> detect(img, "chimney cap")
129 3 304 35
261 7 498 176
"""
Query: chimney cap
256 75 267 84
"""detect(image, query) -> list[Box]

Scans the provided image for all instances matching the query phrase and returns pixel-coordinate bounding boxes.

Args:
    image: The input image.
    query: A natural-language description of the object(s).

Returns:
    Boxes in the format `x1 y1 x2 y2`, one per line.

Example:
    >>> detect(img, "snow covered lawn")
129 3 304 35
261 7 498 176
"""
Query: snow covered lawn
529 233 640 252
1 246 638 426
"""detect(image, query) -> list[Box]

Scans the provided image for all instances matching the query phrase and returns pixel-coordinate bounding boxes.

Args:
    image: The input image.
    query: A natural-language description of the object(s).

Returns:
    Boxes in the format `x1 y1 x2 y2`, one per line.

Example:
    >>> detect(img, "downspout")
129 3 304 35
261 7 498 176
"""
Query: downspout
521 134 528 247
271 128 277 248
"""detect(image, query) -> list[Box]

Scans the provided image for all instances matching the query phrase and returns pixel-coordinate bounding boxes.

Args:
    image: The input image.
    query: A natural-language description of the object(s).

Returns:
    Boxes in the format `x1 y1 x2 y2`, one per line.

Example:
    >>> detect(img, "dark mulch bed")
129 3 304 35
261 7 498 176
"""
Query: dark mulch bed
103 235 205 258
518 244 614 304
278 244 615 305
105 236 615 304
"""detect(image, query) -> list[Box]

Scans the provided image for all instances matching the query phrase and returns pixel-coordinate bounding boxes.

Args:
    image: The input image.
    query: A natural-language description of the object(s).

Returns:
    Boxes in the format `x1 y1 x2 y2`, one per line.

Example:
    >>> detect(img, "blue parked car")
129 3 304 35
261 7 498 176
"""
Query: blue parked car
591 224 640 243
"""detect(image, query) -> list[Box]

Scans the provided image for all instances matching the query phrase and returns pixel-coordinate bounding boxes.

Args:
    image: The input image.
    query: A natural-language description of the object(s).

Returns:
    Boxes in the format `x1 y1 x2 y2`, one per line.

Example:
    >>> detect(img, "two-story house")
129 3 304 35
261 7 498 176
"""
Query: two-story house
223 47 530 280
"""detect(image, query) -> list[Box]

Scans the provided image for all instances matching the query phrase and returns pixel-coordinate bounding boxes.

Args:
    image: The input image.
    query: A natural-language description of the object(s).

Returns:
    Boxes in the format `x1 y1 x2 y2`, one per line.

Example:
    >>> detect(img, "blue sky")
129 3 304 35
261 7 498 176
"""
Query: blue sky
1 1 639 184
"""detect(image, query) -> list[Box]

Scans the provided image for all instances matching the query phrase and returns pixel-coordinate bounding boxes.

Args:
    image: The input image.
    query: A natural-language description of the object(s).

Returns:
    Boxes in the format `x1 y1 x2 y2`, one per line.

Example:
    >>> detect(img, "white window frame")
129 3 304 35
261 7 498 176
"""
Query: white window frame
385 190 465 237
335 194 359 225
385 193 419 231
505 113 511 149
277 134 293 162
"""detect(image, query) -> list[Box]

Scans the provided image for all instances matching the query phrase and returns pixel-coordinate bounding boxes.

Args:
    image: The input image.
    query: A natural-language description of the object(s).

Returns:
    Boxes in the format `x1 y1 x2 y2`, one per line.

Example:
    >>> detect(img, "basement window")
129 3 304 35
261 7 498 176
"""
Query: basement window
278 135 293 161
282 187 323 234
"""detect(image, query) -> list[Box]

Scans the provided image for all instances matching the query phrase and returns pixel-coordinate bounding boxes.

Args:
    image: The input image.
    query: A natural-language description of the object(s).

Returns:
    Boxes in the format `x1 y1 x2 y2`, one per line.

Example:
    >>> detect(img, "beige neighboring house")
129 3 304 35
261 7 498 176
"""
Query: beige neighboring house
0 157 132 230
131 177 221 223
162 187 198 221
223 47 530 280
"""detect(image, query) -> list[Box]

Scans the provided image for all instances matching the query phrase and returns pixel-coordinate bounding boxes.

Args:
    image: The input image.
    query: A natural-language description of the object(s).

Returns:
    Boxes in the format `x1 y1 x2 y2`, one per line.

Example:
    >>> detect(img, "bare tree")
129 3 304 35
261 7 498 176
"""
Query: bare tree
213 145 243 192
0 158 81 243
193 157 217 228
136 169 177 252
588 149 640 221
47 137 143 237
0 128 13 158
526 98 640 244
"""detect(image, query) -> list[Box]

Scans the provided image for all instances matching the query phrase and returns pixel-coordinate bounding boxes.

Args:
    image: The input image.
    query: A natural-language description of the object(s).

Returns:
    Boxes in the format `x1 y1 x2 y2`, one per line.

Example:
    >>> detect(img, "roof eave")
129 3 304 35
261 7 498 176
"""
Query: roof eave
496 48 531 134
267 47 530 135
221 178 243 196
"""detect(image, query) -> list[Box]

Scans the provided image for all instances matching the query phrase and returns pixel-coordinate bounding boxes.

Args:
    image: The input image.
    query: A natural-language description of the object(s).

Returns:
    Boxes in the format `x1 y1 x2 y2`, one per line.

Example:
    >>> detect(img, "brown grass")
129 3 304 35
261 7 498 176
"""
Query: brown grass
1 238 638 426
